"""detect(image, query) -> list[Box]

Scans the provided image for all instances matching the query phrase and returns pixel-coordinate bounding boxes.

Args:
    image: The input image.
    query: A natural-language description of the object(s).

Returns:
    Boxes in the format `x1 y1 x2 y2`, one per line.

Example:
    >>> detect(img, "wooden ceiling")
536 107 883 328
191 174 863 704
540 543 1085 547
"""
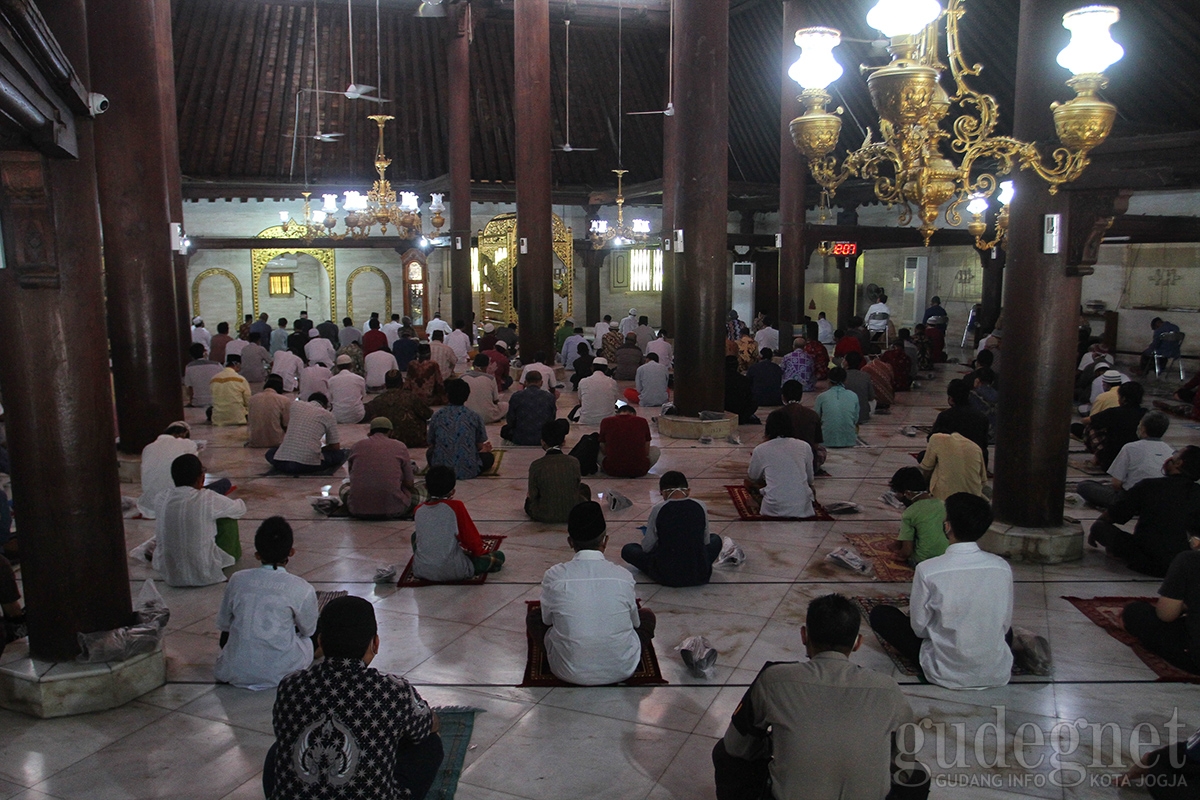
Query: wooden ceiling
172 0 1200 203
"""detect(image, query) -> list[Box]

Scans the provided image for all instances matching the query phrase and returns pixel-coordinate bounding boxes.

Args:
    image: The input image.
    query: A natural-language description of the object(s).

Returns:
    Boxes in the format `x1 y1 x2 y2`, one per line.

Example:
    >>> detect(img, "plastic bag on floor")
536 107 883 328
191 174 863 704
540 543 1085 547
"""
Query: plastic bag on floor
880 491 907 510
1010 627 1053 676
677 635 718 679
129 537 156 564
826 547 874 576
77 580 170 663
374 564 398 584
134 579 171 630
823 501 862 515
714 536 745 567
604 490 633 512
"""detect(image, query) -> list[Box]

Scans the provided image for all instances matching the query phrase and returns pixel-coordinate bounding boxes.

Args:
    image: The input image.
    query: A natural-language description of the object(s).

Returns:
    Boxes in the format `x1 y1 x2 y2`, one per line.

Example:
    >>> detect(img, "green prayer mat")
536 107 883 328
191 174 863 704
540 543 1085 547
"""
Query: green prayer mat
426 706 484 800
215 517 241 560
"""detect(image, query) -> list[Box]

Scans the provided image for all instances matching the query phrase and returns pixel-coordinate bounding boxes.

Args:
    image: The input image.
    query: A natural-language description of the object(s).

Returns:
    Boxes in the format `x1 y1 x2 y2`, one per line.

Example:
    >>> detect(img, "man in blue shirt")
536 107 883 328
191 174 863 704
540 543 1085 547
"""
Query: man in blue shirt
1141 317 1182 376
426 379 494 479
815 367 860 448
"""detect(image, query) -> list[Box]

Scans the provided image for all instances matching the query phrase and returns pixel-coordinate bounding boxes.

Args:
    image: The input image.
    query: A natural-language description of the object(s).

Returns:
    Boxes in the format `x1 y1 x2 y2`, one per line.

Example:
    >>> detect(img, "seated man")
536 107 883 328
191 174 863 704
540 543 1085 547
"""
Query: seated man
780 380 826 470
930 379 990 467
860 356 895 412
429 330 459 380
842 352 875 423
1077 410 1173 509
577 358 621 426
889 467 948 565
621 471 721 587
613 333 644 381
411 466 505 581
880 340 913 391
1140 316 1182 376
363 370 433 448
560 326 591 368
405 344 448 406
482 339 513 391
266 393 348 475
247 374 292 448
724 355 759 425
426 379 495 479
919 432 987 500
304 328 336 368
1089 446 1200 577
502 370 558 445
342 418 417 519
634 352 670 407
328 354 367 424
392 329 420 373
214 517 318 690
599 403 659 478
529 501 655 685
519 352 559 397
361 316 388 355
463 353 508 424
715 594 920 800
298 359 332 402
526 419 589 523
569 342 594 391
210 354 251 426
364 347 399 391
183 342 223 408
969 367 998 445
870 492 1014 689
264 596 443 800
1123 532 1200 675
153 454 247 587
137 421 201 519
746 408 815 518
746 348 783 407
815 367 860 449
1086 381 1147 470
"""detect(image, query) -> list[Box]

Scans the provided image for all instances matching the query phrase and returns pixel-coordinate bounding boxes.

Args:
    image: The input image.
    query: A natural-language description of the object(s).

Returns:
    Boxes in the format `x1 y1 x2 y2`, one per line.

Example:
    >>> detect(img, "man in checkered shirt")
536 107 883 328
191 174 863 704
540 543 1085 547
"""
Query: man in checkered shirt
264 596 443 799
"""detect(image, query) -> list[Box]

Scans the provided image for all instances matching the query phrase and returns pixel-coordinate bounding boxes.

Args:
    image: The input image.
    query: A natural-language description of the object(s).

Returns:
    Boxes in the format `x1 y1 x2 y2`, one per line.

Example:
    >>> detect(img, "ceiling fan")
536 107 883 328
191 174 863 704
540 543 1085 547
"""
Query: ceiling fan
341 0 391 104
554 18 598 152
627 0 674 117
289 3 345 179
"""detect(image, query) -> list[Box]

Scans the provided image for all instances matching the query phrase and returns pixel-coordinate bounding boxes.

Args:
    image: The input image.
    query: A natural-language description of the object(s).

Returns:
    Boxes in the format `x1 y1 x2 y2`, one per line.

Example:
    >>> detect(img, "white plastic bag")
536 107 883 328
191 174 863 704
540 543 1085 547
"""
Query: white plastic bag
77 580 170 663
825 547 874 576
129 537 156 564
714 536 745 567
676 635 718 679
605 490 633 512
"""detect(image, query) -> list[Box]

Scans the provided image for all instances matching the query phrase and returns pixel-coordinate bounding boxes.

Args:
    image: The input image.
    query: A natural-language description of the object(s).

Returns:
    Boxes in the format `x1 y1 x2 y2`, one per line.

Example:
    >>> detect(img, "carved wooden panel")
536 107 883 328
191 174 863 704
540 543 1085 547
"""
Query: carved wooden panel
0 150 59 288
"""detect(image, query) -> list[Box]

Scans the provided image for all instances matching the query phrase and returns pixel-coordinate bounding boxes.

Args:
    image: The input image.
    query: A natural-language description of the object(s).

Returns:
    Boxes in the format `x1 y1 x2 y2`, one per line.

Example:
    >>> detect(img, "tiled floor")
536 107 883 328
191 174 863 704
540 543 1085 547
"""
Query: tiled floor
3 350 1199 799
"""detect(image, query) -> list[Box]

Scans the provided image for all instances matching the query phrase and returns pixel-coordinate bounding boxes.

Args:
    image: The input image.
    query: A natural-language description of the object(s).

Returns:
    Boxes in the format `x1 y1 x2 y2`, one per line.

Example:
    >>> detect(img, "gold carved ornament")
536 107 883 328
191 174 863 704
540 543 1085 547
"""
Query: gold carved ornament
252 227 337 320
191 268 244 323
475 212 573 327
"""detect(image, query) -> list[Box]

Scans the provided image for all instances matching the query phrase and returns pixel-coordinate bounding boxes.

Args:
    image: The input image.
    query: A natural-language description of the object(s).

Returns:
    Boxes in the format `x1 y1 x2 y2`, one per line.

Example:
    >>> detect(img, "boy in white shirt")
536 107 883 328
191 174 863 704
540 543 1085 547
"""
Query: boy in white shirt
153 454 247 587
214 517 318 690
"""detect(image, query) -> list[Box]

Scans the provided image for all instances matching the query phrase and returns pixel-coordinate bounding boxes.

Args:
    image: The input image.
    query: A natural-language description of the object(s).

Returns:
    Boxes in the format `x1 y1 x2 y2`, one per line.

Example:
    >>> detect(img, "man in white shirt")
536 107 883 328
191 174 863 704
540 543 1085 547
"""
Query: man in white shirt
577 359 621 425
593 315 613 345
816 311 835 344
560 327 591 368
266 393 348 474
746 409 815 518
865 295 891 338
869 492 1014 689
646 330 673 369
328 355 367 423
304 329 336 367
1077 411 1175 509
463 354 508 423
520 353 559 397
754 318 780 353
298 360 332 401
153 453 247 587
137 421 200 519
381 313 403 348
183 343 223 407
425 312 453 339
445 320 472 367
619 308 638 337
634 353 670 408
528 501 653 685
270 347 303 393
364 348 399 391
191 317 212 351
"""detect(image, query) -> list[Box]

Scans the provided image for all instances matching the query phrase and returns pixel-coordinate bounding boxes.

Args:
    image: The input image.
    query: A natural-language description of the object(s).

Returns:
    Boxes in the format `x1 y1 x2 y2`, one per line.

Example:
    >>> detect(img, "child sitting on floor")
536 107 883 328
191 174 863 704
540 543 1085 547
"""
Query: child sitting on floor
411 465 506 582
889 467 948 565
214 517 318 690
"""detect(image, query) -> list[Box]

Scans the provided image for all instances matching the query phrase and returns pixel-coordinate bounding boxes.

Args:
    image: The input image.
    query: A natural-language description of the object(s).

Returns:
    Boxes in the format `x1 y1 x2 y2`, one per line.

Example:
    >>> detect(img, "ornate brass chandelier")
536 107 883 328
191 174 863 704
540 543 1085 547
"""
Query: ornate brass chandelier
589 170 653 249
787 1 1125 246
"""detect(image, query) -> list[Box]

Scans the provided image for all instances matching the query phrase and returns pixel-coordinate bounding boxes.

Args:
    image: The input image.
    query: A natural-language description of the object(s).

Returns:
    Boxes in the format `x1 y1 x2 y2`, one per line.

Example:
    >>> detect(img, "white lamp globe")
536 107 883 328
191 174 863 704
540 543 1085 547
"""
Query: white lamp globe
321 194 339 213
866 0 942 38
1056 5 1123 75
998 180 1015 206
789 28 844 90
966 195 989 216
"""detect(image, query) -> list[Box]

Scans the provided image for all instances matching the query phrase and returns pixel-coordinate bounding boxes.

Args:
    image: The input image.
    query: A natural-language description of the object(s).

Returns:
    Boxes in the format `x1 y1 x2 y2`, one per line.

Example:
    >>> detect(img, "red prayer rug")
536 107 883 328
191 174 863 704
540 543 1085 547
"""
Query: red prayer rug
842 533 916 583
724 485 835 522
520 600 668 687
1062 596 1200 683
397 535 506 587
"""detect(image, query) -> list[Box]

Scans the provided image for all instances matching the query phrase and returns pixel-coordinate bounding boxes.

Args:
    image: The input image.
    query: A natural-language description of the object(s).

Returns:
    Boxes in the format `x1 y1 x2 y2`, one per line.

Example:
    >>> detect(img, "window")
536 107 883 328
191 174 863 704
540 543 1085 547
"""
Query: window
629 249 663 292
268 273 293 297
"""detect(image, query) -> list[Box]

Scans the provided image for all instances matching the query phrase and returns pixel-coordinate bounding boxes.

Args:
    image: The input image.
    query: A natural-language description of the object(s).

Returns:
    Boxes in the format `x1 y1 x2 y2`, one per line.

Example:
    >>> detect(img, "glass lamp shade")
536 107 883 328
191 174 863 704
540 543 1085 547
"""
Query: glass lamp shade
966 196 989 216
343 191 367 212
1057 5 1123 75
998 180 1015 206
400 192 420 213
590 220 609 235
866 0 942 38
313 210 327 224
789 28 844 90
632 219 652 234
429 193 446 213
278 211 290 223
321 194 339 213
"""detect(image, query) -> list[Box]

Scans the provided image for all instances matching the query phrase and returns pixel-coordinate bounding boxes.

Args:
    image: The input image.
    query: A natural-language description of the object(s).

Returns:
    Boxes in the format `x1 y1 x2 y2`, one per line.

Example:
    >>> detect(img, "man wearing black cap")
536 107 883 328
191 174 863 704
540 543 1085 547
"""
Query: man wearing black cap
528 501 655 685
265 595 443 800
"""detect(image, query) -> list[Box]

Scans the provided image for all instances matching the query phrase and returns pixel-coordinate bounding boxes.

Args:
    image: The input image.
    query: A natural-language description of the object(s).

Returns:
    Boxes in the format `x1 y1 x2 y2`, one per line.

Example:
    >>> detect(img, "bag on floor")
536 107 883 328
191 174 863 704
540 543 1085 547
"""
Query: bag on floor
77 580 170 663
568 432 600 476
826 547 873 576
605 490 633 512
1010 627 1053 676
715 536 745 567
677 635 718 679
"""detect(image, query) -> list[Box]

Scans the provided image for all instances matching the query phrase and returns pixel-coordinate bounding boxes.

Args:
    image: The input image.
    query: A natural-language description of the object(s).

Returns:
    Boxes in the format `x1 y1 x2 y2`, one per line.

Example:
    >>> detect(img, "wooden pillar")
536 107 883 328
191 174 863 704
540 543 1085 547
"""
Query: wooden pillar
513 0 554 362
661 105 678 335
778 0 807 354
671 0 729 416
89 0 184 453
992 0 1081 528
978 244 1005 337
583 248 602 328
837 253 857 330
448 6 474 329
0 0 132 660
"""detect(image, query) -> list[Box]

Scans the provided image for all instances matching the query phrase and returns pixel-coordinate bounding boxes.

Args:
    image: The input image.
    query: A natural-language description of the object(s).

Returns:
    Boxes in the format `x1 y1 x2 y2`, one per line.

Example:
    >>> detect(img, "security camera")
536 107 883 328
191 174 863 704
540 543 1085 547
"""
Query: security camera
88 93 109 116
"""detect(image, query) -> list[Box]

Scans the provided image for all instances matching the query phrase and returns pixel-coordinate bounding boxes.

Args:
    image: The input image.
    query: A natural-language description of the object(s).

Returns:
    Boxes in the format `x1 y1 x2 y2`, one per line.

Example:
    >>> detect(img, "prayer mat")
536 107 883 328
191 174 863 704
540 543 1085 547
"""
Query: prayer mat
479 449 505 477
520 600 667 687
724 486 835 522
425 706 484 800
850 595 1031 677
909 451 923 462
1062 596 1200 683
1068 455 1107 476
397 536 506 587
843 533 916 583
315 590 348 613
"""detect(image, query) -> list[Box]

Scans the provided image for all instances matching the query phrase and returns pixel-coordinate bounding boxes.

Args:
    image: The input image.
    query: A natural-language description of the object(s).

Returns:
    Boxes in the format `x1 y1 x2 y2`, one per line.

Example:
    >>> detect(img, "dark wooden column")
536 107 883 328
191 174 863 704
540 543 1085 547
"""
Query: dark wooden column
582 248 603 327
448 6 474 328
992 0 1081 528
778 0 807 355
671 0 729 416
513 0 554 362
837 253 858 330
89 0 184 453
0 0 132 660
661 106 678 335
978 244 1005 337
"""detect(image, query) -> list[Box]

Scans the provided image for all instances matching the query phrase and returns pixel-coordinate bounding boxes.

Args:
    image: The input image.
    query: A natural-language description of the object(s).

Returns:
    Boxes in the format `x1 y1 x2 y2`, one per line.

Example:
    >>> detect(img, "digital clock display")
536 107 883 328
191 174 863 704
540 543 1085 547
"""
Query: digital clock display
829 241 858 256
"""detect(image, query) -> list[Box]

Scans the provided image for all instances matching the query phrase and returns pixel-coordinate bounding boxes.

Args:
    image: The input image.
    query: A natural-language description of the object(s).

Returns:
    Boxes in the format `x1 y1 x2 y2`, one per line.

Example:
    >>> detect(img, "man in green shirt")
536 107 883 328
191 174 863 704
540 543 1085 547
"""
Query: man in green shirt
814 367 860 448
525 419 591 523
890 467 948 565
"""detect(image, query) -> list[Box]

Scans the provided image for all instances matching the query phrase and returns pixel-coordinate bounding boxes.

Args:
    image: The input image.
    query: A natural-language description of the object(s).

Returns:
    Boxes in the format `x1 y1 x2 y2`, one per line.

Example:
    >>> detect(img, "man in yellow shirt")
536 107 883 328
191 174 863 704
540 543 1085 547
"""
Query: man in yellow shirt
919 432 987 500
210 354 251 426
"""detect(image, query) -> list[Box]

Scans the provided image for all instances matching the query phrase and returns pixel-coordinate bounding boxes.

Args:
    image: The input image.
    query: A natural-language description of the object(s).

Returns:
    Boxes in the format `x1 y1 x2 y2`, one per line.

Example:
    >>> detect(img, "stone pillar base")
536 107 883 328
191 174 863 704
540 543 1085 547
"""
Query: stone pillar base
980 519 1084 564
0 645 166 718
656 412 737 441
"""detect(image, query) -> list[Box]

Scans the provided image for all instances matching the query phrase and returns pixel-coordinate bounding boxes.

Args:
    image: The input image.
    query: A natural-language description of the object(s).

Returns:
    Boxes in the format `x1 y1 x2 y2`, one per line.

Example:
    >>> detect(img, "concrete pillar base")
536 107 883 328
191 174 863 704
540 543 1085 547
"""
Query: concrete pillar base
0 645 166 718
980 519 1084 564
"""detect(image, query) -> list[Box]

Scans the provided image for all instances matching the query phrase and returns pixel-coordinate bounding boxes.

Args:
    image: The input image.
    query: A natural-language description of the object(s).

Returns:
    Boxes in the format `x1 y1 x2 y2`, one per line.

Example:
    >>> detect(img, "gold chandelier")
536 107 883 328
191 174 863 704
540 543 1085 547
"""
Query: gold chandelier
281 115 448 244
787 1 1125 246
589 170 653 249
